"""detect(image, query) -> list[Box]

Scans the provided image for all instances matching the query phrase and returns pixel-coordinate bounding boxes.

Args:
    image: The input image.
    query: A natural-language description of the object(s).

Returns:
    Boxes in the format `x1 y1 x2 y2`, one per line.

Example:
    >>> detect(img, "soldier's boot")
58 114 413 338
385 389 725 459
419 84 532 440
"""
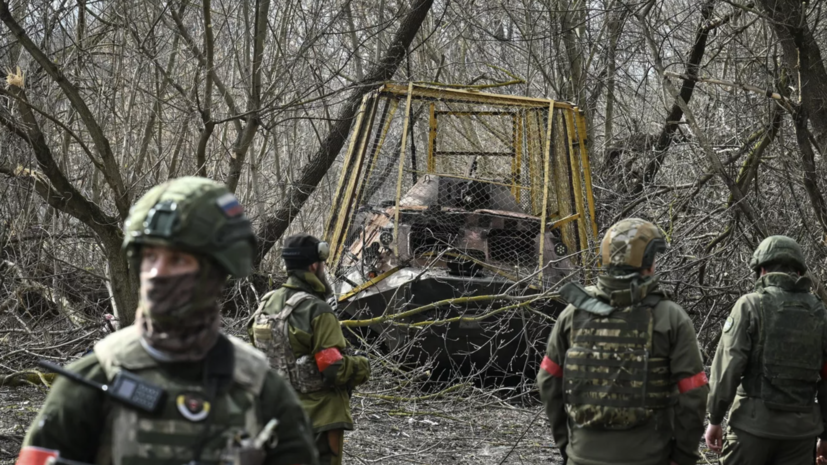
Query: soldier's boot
721 425 815 465
315 429 344 465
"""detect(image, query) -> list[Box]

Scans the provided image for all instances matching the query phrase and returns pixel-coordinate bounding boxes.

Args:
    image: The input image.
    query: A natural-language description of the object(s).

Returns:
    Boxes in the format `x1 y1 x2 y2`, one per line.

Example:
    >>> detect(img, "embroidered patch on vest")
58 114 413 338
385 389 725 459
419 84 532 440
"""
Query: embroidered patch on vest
176 393 211 422
724 317 734 332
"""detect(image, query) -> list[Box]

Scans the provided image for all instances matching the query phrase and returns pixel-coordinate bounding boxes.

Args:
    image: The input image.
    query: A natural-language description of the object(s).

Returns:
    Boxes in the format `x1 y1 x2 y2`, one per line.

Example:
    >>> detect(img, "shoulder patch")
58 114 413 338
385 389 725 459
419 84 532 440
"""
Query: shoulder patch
216 193 243 217
724 317 734 332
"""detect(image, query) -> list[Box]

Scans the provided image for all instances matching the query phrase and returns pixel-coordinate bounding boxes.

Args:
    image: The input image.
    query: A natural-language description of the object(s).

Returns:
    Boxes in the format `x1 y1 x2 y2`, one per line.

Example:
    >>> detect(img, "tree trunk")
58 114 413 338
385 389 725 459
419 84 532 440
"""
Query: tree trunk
253 0 435 268
631 0 715 193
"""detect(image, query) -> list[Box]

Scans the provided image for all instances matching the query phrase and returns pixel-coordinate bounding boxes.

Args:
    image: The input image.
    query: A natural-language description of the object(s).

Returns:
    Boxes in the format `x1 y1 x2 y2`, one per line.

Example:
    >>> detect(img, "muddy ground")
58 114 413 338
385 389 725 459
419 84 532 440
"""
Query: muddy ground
0 378 723 465
0 380 560 465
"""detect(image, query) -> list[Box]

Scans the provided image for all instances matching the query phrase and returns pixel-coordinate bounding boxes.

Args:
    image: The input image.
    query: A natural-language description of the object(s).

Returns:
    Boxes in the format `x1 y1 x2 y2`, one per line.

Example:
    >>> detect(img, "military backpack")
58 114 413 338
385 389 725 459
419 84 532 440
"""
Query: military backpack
741 278 826 411
252 291 326 394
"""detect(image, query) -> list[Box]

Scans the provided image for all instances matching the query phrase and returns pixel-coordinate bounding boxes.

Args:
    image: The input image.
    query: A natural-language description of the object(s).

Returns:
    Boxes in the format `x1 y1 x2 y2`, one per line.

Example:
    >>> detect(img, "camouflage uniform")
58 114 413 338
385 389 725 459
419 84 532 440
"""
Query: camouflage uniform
18 177 318 465
251 236 370 465
537 218 709 465
708 236 827 465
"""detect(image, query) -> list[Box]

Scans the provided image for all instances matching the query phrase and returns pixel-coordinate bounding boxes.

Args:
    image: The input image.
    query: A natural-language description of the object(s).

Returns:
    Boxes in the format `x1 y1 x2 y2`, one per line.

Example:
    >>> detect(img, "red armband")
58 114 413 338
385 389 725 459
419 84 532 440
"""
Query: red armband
540 355 564 378
677 371 708 393
16 446 59 465
315 347 343 372
821 363 827 379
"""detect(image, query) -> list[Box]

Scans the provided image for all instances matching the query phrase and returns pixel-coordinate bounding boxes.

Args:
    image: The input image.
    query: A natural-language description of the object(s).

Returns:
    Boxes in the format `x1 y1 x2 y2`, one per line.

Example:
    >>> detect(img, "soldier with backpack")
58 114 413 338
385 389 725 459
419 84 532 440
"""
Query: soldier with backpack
705 236 827 464
251 234 370 465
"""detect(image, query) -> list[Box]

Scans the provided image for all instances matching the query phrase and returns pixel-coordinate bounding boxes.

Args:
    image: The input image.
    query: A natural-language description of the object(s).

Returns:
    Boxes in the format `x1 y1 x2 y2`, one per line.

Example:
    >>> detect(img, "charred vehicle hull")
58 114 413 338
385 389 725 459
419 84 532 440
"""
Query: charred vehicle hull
324 84 598 377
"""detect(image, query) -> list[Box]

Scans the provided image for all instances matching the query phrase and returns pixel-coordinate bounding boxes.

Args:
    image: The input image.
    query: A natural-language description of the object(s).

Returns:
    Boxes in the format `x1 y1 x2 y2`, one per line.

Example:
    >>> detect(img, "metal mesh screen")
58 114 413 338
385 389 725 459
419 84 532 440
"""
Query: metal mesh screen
326 84 597 289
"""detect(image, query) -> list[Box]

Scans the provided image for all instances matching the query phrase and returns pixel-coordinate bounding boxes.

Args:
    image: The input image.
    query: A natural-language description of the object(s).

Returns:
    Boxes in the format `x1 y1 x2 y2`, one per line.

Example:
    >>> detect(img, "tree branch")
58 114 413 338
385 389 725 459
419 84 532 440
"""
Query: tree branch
0 0 130 219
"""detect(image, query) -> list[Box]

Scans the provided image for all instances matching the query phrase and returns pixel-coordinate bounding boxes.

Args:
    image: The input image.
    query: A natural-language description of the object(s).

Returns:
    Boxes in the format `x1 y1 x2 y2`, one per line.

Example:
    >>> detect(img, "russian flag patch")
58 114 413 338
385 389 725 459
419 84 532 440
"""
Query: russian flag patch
216 193 244 217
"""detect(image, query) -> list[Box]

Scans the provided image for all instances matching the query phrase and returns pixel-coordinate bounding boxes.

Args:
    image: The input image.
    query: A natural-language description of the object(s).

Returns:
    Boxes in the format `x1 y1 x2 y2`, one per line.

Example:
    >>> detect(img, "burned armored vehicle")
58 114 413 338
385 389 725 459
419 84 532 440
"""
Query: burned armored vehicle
324 84 598 377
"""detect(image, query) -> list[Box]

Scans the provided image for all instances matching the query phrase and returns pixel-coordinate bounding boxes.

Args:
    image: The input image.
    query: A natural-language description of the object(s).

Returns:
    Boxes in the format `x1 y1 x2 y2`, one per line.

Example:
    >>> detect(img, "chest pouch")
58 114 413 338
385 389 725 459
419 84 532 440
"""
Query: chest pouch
563 295 673 430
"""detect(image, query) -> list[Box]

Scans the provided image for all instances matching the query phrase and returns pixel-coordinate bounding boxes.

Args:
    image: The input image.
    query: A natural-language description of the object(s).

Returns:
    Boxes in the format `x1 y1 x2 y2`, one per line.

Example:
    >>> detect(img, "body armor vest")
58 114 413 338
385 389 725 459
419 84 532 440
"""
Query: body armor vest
563 292 675 430
252 291 326 394
741 284 825 411
92 329 268 465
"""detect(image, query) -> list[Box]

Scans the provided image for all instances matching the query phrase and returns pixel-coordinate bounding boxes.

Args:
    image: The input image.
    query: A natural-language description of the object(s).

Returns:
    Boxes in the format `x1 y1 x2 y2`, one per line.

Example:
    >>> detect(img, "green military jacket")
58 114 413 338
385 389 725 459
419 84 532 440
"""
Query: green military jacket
21 328 318 465
537 275 708 465
253 272 370 433
708 273 827 440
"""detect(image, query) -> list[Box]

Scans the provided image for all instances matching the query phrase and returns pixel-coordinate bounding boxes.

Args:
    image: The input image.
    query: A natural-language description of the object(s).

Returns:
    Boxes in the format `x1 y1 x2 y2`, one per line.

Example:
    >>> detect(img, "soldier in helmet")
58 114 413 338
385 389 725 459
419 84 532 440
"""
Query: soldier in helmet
250 234 370 465
705 235 827 464
537 218 708 465
16 177 318 465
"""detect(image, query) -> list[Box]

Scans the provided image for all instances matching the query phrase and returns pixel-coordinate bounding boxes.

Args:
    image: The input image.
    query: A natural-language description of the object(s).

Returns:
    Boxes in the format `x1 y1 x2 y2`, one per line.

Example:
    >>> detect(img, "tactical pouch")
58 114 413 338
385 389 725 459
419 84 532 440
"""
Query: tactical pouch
294 355 326 393
757 290 824 411
563 294 674 430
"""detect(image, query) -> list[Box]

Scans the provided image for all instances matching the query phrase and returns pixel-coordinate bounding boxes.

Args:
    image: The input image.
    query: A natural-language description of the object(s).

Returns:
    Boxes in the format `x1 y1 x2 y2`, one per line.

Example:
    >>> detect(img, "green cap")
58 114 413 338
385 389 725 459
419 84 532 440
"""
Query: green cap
123 177 256 278
750 235 807 273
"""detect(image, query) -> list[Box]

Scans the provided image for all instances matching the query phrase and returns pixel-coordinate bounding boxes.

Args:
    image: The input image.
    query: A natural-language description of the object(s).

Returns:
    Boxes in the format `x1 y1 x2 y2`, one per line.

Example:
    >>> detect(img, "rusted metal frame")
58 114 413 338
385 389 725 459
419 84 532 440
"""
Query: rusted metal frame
553 110 575 254
432 173 531 190
575 109 598 240
538 102 556 281
324 94 371 249
564 109 589 263
435 107 513 153
355 98 393 203
380 83 576 109
434 151 514 156
427 102 436 172
512 112 523 203
364 98 399 185
548 212 581 230
337 266 403 302
434 111 515 116
330 94 381 266
527 110 540 215
393 82 416 256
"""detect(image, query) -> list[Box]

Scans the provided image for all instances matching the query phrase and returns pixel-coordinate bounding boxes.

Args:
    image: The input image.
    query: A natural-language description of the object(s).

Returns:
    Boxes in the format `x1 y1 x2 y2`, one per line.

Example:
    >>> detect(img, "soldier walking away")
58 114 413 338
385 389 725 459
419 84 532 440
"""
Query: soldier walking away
16 177 318 465
537 218 709 465
251 234 370 465
705 235 827 465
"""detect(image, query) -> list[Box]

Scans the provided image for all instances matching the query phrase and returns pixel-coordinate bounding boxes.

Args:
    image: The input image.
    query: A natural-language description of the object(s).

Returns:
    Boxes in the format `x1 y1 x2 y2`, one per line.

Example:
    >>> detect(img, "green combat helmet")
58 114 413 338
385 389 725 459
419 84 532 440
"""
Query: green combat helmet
600 218 667 271
123 176 256 278
749 235 807 273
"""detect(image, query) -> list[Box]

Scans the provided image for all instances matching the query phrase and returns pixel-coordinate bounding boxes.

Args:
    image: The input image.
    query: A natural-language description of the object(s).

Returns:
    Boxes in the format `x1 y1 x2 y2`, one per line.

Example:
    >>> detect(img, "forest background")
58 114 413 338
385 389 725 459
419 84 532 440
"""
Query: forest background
1 0 827 463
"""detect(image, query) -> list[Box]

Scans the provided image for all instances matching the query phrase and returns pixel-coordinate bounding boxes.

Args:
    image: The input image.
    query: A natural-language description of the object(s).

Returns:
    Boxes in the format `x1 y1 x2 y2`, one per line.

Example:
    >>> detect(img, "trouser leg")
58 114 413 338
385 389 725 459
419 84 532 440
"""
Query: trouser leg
721 426 775 465
315 429 345 465
769 437 816 465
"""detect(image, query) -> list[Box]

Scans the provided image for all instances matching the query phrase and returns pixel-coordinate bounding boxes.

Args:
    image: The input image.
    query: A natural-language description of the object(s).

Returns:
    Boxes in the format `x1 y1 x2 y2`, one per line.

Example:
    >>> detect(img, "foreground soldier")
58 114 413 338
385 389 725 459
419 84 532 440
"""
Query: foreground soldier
251 234 370 465
17 177 318 465
705 235 827 465
537 218 708 465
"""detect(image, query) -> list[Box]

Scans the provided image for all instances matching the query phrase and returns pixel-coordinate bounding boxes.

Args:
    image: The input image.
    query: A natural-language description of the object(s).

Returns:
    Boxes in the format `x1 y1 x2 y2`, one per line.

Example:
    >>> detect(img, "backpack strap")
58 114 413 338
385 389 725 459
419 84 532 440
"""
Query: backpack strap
277 291 315 321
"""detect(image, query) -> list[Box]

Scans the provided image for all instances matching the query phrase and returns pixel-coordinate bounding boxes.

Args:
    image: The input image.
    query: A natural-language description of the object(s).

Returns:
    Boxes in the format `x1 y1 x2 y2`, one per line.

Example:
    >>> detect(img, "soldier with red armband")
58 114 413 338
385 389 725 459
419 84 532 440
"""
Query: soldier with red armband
251 234 370 465
537 218 708 465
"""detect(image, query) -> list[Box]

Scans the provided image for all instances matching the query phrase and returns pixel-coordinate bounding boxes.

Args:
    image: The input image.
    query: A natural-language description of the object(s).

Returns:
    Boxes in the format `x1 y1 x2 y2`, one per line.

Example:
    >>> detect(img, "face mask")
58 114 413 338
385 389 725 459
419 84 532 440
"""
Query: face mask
136 264 227 362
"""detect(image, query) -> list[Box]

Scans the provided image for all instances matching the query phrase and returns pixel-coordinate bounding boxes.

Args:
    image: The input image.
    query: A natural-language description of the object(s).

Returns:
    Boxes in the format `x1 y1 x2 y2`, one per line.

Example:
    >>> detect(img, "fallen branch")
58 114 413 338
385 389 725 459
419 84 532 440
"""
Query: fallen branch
356 382 470 402
0 371 55 387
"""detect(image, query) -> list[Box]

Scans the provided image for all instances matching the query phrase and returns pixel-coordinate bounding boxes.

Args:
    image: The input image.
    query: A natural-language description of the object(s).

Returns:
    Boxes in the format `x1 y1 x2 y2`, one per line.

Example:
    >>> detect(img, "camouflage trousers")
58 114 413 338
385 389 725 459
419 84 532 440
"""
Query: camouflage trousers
722 426 815 465
315 429 344 465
